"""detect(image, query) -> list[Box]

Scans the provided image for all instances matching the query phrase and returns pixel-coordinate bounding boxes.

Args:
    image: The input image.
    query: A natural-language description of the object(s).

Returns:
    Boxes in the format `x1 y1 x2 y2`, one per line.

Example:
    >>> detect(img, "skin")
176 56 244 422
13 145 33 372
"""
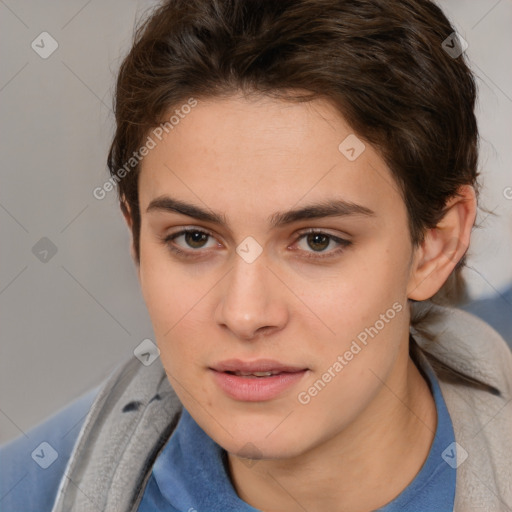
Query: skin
124 93 476 512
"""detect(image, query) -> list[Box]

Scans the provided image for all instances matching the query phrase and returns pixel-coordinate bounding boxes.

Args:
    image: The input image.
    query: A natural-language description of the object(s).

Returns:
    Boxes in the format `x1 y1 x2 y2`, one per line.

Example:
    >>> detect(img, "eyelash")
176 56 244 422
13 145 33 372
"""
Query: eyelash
161 227 352 261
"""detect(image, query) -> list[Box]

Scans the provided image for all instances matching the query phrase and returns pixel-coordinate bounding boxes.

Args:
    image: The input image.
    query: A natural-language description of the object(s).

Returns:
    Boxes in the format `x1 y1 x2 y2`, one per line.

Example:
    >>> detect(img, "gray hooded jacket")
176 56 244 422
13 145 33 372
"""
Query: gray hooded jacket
51 305 512 511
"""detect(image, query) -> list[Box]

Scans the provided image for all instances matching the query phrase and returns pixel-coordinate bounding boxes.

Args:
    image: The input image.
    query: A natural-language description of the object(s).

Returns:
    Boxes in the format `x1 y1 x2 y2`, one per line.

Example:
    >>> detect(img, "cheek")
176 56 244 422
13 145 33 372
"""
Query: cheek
139 230 192 325
138 240 192 349
138 237 220 386
303 245 410 341
294 245 411 393
293 291 409 440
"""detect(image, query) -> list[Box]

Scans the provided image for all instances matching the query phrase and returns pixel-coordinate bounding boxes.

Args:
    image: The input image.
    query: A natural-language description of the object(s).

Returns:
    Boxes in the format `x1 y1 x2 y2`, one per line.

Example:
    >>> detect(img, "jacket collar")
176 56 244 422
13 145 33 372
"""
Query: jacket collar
412 302 511 398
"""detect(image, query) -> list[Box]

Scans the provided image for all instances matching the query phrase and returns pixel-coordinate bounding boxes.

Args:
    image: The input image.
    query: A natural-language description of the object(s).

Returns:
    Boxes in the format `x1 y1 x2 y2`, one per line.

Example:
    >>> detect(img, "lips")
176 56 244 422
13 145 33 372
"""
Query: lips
210 358 306 374
209 359 308 401
228 370 280 377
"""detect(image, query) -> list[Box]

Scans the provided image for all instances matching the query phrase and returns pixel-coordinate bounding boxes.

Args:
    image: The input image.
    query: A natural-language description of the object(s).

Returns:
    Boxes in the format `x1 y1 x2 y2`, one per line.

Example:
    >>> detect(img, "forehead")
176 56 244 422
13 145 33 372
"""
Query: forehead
138 94 404 224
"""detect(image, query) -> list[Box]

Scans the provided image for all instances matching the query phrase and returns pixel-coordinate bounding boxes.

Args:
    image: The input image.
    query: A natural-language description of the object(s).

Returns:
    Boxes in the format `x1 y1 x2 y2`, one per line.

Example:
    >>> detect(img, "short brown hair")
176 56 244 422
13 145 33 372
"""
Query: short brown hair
108 0 478 299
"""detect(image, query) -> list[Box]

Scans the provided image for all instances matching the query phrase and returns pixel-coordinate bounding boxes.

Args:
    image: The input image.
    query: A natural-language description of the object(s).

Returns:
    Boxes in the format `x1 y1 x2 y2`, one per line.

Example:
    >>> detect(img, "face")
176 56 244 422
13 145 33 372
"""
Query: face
135 93 417 459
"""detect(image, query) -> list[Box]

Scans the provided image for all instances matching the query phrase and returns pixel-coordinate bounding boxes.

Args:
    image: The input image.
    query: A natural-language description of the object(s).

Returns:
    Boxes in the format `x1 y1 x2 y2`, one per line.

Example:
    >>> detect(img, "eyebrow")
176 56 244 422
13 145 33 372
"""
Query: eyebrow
146 196 375 228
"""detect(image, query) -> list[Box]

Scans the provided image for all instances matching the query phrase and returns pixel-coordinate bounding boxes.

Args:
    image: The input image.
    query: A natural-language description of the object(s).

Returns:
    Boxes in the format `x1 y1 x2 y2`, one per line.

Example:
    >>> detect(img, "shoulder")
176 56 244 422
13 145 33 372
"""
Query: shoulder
0 386 100 512
461 285 512 349
413 302 512 397
414 303 512 510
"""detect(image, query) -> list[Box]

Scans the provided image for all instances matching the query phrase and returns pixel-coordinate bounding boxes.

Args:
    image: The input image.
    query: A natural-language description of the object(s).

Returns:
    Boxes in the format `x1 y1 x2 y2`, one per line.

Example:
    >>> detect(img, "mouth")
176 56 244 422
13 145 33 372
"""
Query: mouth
210 358 307 374
224 370 290 377
209 359 309 401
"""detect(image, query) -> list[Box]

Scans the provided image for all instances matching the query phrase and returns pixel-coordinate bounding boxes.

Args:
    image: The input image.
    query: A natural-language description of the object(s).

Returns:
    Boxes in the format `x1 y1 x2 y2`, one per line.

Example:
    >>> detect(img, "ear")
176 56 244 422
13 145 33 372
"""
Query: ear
407 185 476 301
120 199 140 269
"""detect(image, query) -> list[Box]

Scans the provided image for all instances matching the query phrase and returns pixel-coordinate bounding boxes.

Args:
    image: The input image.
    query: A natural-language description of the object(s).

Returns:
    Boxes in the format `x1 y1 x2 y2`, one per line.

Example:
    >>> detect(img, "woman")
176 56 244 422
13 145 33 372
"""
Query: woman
2 0 511 510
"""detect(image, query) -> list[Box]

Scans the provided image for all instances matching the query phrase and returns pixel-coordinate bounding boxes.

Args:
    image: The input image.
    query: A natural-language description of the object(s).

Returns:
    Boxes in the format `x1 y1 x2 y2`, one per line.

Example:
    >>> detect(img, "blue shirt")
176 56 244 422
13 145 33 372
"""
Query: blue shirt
138 360 456 511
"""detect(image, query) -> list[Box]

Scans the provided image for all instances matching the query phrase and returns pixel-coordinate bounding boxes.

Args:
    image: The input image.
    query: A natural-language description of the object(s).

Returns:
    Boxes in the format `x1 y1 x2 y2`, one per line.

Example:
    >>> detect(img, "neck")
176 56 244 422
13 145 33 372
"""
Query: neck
227 353 437 512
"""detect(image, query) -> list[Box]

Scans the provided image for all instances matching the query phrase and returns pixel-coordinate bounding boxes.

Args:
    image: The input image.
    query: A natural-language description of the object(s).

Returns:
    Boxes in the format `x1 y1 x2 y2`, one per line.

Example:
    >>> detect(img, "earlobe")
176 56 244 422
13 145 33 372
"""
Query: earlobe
407 185 476 301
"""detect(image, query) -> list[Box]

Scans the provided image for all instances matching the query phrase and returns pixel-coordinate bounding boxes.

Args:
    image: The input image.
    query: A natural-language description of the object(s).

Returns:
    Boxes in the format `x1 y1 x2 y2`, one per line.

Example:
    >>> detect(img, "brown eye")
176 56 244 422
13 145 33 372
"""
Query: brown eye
306 233 330 252
183 230 209 249
294 230 352 260
163 228 219 258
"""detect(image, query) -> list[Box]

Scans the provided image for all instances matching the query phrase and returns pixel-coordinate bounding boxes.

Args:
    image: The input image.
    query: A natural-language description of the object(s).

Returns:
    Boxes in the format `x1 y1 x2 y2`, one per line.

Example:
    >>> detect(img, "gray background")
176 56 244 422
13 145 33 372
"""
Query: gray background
1 0 511 444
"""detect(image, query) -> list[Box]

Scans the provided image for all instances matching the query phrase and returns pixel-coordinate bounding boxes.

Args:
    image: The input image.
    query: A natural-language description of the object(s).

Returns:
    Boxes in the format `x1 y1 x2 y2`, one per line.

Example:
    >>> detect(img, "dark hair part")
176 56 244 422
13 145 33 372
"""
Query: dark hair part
107 0 493 392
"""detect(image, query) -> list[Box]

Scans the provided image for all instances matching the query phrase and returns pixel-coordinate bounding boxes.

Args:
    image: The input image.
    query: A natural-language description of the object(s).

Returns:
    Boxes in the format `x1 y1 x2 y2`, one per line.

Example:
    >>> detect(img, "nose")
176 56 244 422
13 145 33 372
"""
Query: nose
214 253 289 341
